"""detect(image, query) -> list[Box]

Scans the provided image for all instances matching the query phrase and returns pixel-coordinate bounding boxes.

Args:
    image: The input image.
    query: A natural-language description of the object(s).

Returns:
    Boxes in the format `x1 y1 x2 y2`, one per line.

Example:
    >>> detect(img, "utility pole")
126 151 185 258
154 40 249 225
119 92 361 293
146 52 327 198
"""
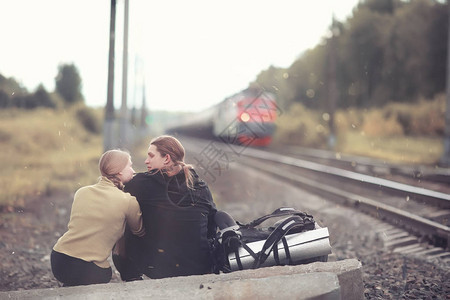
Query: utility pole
140 82 148 129
130 56 138 128
327 15 338 150
119 0 129 148
442 0 450 166
104 0 116 151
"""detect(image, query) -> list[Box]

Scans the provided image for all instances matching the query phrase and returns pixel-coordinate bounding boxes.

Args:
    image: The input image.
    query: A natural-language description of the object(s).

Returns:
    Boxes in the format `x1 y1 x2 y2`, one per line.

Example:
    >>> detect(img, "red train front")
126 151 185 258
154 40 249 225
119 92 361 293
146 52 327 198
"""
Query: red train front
213 88 278 147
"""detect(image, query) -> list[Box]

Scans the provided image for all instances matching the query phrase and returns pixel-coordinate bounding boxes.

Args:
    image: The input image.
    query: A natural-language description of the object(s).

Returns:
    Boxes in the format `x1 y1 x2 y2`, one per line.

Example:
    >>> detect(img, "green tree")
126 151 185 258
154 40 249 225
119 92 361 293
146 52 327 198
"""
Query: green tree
342 7 388 107
0 74 27 97
0 90 10 108
378 0 447 103
359 0 400 14
55 63 84 105
34 85 56 108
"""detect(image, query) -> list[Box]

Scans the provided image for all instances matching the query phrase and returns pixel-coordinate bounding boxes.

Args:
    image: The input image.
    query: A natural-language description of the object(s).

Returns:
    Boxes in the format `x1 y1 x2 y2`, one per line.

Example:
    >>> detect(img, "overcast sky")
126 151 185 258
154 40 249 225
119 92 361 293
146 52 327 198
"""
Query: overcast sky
0 0 360 112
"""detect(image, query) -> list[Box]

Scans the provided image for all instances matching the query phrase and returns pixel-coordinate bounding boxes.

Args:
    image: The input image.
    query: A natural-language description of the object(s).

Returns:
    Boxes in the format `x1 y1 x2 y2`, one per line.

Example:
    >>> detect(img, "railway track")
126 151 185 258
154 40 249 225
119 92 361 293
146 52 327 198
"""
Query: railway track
269 144 450 189
181 137 450 262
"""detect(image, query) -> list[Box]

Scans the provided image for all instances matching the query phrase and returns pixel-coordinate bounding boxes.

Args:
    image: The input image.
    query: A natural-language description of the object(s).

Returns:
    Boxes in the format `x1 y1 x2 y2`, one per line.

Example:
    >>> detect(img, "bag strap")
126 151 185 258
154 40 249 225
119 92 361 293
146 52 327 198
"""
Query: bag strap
253 215 305 268
281 237 292 265
238 207 312 228
231 207 315 270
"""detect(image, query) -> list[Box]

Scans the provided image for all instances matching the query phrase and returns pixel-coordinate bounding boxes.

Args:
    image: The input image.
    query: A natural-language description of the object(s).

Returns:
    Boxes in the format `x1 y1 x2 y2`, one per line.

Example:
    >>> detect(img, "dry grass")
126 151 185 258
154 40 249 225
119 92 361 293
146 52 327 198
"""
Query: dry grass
274 96 445 165
0 107 103 208
336 132 443 165
273 103 329 147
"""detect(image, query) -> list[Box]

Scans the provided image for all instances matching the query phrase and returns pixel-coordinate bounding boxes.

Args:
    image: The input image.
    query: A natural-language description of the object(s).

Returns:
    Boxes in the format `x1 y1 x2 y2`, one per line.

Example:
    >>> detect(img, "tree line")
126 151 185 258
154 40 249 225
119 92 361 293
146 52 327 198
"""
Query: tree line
0 64 102 134
0 64 83 109
254 0 448 111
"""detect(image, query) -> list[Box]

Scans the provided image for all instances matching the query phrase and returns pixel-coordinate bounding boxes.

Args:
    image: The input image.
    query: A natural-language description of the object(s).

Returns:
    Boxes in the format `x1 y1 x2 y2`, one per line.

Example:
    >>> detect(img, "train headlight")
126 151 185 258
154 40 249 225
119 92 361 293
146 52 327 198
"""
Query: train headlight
240 112 250 122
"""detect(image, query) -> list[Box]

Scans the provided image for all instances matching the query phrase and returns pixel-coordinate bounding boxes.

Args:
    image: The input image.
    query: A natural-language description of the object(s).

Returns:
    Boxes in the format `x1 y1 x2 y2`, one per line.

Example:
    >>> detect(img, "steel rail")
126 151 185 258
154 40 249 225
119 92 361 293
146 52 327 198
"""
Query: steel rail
278 145 450 184
243 148 450 208
239 156 450 249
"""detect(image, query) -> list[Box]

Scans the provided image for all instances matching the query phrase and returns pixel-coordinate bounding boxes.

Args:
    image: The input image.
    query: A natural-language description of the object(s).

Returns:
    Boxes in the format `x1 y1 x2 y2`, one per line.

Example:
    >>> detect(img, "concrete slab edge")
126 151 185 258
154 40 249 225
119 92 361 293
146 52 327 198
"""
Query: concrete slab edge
0 258 363 300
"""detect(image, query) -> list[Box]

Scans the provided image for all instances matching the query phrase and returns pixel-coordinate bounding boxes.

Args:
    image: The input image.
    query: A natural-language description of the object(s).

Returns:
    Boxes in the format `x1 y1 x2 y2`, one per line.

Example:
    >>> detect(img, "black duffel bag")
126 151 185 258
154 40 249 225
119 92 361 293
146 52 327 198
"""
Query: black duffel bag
211 207 330 273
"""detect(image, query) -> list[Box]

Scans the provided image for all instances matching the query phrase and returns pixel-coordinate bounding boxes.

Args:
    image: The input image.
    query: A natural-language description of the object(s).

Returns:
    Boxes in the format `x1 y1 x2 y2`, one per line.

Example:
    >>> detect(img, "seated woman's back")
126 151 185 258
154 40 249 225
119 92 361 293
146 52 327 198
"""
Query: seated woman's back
124 169 217 279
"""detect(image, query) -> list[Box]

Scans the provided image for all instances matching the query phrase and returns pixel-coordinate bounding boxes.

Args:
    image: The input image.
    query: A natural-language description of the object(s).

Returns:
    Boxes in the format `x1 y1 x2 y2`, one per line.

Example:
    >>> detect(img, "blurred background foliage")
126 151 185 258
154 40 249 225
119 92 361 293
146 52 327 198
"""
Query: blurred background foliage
255 0 447 111
0 0 448 208
256 0 447 162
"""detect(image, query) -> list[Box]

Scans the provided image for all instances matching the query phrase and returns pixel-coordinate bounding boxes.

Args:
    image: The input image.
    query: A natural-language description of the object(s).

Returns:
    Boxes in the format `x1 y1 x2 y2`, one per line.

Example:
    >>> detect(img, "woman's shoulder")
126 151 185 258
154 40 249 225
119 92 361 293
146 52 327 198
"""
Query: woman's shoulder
130 171 166 182
74 180 128 202
74 179 104 195
125 171 166 191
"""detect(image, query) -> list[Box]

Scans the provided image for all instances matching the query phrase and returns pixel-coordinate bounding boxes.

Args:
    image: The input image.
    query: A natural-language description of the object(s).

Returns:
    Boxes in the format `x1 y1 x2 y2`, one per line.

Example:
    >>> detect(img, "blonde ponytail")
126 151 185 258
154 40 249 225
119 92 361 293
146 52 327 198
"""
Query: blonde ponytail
98 149 130 190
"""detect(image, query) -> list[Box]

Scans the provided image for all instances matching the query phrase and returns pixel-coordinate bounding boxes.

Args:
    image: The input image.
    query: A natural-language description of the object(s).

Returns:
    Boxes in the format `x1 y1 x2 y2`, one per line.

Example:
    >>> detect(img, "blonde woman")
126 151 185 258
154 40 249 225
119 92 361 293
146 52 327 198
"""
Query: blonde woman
51 149 145 286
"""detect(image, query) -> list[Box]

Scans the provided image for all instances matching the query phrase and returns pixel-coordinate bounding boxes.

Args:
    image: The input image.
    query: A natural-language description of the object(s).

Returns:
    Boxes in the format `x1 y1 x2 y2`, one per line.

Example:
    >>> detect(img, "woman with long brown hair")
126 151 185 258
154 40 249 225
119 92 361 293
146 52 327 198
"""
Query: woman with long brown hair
114 135 237 280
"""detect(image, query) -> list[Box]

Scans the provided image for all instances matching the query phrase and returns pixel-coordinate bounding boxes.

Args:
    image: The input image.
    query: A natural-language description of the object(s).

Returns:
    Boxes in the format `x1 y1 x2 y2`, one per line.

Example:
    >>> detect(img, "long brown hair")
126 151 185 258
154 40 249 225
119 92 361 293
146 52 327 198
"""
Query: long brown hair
150 135 194 189
98 149 130 189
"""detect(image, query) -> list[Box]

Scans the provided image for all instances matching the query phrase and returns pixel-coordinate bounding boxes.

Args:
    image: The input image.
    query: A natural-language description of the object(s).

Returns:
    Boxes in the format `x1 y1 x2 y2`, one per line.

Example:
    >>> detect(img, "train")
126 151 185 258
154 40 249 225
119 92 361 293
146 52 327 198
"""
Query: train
166 87 278 146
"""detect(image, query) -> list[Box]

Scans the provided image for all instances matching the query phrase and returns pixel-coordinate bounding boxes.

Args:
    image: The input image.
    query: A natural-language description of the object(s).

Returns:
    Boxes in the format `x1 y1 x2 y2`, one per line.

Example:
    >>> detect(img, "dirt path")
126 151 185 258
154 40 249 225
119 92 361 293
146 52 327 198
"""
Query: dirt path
0 191 124 291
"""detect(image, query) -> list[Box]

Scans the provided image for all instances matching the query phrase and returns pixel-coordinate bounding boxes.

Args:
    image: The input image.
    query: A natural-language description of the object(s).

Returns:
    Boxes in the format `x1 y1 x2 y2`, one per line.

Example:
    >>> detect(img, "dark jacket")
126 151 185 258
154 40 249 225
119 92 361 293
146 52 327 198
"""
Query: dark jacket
123 169 217 279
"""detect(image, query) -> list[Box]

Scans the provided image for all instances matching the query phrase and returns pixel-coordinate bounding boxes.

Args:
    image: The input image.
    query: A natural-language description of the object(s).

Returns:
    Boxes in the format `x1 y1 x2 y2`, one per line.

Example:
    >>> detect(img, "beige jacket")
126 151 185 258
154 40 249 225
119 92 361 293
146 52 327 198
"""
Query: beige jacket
53 177 145 268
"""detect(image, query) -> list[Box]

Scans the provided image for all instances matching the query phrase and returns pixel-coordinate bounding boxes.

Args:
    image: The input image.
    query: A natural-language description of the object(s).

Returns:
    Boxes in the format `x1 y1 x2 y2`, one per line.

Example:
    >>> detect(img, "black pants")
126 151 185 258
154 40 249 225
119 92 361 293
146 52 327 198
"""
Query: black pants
113 210 237 281
51 250 112 286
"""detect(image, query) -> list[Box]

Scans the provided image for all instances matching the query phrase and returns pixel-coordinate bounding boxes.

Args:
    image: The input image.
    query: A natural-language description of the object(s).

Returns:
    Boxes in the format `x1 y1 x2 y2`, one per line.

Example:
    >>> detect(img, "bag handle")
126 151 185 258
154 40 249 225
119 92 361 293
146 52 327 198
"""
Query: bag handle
238 207 312 228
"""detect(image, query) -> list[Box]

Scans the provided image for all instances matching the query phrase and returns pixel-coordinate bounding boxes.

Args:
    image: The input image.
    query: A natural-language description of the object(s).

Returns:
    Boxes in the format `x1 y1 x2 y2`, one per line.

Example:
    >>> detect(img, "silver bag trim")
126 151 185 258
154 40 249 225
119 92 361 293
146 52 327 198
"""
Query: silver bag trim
228 227 332 271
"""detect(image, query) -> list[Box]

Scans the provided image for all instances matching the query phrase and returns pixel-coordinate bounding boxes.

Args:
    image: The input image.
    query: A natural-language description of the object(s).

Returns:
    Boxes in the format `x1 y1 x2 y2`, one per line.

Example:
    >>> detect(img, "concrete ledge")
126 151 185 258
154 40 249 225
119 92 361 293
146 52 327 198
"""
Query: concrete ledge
0 259 362 300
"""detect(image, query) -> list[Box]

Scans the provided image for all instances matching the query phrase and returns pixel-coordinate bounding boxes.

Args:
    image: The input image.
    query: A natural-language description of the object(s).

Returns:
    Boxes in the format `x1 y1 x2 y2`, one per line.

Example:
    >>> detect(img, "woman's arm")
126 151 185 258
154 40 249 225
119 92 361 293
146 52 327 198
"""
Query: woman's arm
125 197 146 237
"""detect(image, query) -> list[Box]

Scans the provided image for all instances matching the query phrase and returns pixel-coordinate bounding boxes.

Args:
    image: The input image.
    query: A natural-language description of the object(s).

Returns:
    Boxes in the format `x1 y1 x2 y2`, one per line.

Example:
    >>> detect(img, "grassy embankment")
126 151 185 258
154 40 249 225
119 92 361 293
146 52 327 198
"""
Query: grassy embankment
274 94 445 165
0 95 446 209
0 107 104 210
